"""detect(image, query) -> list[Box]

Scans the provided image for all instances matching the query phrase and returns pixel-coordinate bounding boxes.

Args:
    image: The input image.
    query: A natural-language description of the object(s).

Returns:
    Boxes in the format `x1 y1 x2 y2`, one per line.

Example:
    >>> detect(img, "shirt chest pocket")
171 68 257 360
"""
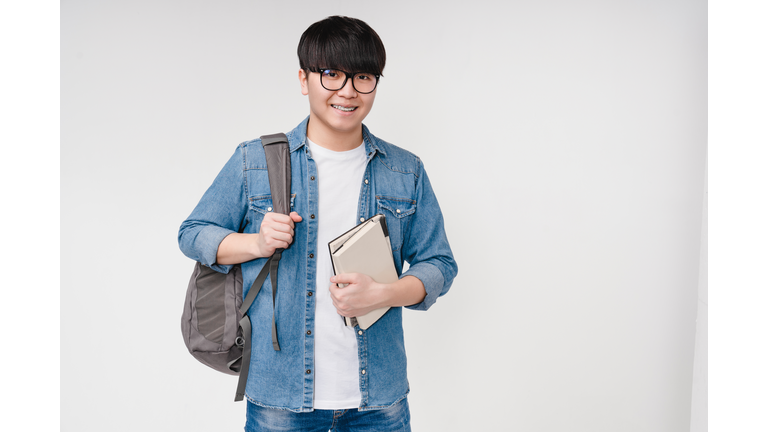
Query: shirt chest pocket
248 194 296 231
376 196 416 252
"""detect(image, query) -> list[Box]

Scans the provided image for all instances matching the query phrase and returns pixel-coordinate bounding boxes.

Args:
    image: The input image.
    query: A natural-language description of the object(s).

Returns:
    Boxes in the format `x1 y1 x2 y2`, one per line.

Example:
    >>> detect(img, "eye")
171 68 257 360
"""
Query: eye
323 69 341 79
355 73 375 81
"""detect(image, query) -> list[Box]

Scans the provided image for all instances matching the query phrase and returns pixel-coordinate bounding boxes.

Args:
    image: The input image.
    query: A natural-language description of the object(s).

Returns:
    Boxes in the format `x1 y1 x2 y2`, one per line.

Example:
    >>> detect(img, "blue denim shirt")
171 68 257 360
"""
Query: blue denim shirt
179 117 458 412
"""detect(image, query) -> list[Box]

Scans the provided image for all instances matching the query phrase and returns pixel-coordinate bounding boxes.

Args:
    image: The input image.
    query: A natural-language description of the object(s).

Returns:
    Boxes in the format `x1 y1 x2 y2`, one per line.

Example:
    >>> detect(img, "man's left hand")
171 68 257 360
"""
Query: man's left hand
329 273 385 318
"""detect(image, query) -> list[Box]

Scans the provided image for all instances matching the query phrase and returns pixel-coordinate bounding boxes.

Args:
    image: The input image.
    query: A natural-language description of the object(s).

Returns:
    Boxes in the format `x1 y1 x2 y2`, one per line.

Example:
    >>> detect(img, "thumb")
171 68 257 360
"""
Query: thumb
290 211 303 222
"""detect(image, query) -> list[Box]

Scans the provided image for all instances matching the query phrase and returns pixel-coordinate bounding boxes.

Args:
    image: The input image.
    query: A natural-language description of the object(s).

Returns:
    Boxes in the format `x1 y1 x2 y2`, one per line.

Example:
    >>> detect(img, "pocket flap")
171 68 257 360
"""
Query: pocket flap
376 197 416 218
249 194 296 214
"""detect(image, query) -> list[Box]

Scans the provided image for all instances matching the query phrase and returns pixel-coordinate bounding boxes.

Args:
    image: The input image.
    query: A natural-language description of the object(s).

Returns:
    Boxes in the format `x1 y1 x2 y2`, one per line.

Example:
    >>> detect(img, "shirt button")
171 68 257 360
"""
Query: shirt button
309 253 314 258
306 330 312 335
364 179 369 184
358 330 363 335
311 214 316 219
306 369 311 374
267 207 273 212
361 370 366 375
396 209 401 214
307 292 313 296
359 217 365 222
311 176 315 180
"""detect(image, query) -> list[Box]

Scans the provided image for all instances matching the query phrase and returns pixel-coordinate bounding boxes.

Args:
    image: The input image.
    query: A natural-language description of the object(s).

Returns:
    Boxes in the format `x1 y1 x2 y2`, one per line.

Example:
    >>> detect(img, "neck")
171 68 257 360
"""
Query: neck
306 117 363 152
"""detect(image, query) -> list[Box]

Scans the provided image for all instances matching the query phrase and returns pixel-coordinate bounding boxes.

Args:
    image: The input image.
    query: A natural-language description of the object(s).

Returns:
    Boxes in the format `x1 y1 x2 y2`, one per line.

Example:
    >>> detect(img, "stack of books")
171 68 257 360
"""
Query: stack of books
328 214 398 329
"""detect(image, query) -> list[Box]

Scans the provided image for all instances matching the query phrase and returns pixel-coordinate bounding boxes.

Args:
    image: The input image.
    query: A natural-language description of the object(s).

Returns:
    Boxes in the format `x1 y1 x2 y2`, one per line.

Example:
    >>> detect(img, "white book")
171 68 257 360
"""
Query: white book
328 214 397 330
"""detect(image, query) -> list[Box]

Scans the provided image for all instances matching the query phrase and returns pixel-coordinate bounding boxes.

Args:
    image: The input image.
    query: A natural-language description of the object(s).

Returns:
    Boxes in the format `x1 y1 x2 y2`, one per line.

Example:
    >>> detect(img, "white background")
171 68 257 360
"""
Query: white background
59 1 705 431
25 0 723 430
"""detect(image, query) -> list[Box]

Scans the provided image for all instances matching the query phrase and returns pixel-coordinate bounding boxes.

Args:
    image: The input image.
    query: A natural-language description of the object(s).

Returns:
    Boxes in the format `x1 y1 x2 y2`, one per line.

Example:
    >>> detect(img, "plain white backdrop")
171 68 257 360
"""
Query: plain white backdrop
59 1 708 431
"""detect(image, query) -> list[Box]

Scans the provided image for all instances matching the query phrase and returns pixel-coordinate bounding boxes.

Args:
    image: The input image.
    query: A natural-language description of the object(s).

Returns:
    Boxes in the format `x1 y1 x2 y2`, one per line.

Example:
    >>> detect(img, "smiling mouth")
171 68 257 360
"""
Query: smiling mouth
332 105 357 112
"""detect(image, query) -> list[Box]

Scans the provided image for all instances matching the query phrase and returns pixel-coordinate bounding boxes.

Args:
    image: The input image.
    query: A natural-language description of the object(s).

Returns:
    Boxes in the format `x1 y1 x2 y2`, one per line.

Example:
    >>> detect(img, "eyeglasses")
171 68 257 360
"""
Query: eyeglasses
308 68 380 94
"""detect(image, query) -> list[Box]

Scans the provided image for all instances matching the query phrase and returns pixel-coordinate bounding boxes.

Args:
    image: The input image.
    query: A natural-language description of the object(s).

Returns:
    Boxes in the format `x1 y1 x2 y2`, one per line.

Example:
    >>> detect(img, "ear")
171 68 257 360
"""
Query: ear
299 69 309 96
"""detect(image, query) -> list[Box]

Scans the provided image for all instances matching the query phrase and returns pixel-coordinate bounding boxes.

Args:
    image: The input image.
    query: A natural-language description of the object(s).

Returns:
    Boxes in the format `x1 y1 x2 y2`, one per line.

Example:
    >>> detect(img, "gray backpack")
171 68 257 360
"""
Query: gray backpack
181 133 291 401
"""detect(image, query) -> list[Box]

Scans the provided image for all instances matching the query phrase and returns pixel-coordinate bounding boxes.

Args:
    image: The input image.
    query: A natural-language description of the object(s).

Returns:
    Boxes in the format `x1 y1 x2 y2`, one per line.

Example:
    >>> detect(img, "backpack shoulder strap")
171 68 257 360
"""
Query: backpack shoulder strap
260 132 291 351
261 133 291 215
233 132 291 401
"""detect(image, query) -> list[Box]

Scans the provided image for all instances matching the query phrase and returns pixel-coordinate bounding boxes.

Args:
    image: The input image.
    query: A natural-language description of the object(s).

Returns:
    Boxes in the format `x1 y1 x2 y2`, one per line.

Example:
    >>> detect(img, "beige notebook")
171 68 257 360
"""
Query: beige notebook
328 214 398 330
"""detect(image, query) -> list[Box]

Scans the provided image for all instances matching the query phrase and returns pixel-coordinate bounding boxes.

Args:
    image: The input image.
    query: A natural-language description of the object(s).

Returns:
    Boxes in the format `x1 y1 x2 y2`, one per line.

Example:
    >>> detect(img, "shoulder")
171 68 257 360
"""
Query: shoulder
364 127 423 179
239 117 309 170
237 138 268 170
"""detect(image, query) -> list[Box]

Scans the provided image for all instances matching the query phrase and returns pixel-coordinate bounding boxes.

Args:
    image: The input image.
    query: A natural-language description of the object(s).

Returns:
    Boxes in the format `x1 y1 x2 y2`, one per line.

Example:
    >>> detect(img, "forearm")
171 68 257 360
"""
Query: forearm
383 275 426 308
215 233 266 265
329 274 427 317
216 211 303 265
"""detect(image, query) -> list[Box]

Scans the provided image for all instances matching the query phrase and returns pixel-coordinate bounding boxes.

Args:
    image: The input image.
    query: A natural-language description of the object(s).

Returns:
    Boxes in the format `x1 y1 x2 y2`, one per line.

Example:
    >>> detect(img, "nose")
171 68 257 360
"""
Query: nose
336 76 358 98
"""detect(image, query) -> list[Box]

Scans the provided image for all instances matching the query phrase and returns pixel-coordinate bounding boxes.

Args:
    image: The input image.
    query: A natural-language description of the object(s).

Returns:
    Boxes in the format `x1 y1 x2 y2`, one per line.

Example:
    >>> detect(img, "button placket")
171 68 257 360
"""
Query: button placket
357 163 372 226
302 144 321 411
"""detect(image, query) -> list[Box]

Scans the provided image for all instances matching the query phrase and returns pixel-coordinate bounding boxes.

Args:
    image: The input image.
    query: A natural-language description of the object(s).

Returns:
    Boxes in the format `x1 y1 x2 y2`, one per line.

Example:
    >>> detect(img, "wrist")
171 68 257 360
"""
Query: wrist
387 276 426 308
251 233 266 258
374 280 393 309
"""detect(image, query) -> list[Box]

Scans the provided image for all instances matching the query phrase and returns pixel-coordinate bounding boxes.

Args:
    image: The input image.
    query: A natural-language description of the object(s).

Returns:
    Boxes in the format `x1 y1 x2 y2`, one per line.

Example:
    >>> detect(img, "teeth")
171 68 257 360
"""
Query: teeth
332 105 356 112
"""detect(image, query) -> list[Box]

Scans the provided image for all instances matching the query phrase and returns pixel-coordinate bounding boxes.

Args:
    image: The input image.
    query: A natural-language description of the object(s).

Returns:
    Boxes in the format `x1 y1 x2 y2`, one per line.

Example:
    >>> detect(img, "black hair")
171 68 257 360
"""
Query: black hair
298 16 386 76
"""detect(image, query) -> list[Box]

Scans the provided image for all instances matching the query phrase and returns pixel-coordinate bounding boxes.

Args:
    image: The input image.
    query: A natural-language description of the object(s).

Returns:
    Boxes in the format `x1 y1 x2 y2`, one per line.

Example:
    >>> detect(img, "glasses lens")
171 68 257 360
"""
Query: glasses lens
352 73 378 94
320 69 345 91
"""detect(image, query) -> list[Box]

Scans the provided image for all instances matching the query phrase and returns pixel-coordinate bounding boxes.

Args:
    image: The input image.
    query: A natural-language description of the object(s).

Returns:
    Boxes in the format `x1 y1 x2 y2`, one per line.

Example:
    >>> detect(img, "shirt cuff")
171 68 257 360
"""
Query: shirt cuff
402 262 445 311
196 225 236 273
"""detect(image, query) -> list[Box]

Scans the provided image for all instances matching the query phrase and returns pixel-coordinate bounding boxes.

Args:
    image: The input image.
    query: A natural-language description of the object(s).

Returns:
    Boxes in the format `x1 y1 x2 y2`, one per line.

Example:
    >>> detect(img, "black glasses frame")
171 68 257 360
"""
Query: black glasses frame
308 68 380 94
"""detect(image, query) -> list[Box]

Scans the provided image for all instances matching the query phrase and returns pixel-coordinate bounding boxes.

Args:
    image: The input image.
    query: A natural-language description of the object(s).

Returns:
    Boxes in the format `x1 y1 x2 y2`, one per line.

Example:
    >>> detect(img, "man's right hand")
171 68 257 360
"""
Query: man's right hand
256 211 303 257
215 211 303 265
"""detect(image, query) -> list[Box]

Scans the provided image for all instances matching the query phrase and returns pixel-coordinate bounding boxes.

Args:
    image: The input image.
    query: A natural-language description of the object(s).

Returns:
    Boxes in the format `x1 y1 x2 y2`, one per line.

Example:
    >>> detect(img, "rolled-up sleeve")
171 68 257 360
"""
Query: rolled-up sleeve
401 161 458 311
178 145 249 274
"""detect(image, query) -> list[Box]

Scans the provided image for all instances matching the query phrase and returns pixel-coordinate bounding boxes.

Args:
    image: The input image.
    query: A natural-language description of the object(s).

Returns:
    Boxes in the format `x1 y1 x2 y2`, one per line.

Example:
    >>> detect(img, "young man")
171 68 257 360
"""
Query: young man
179 16 457 431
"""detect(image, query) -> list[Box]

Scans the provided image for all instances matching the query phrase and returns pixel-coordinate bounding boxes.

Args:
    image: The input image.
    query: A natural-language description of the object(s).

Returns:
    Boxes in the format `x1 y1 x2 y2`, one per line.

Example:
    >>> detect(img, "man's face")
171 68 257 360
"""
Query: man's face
299 69 377 141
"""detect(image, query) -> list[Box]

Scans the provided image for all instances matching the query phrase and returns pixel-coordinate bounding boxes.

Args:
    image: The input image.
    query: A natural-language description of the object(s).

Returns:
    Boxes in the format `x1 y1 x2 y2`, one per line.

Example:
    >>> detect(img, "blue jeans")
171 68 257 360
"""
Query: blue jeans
244 399 411 432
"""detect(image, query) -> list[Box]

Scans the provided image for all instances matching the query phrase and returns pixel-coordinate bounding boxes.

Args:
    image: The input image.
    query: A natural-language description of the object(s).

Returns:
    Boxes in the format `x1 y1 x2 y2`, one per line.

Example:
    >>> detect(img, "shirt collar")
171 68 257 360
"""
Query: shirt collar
287 116 387 159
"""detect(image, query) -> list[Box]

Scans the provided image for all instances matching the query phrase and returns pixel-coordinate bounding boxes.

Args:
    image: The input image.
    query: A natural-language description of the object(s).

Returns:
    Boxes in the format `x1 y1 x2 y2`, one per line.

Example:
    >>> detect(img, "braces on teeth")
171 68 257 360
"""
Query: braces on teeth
333 105 356 112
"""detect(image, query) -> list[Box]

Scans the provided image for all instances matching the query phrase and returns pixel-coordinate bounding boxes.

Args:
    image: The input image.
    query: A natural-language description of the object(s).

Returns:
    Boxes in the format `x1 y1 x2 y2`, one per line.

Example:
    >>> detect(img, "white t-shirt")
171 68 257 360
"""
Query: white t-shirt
307 137 367 409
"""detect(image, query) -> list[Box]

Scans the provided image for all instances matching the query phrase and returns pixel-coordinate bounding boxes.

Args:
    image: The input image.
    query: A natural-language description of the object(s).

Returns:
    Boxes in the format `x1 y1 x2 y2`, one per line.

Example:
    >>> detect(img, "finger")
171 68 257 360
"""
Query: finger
263 214 295 233
329 283 343 300
330 294 353 317
265 212 295 227
267 230 294 246
329 285 353 312
329 287 340 304
290 211 303 223
330 273 357 286
266 222 295 236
